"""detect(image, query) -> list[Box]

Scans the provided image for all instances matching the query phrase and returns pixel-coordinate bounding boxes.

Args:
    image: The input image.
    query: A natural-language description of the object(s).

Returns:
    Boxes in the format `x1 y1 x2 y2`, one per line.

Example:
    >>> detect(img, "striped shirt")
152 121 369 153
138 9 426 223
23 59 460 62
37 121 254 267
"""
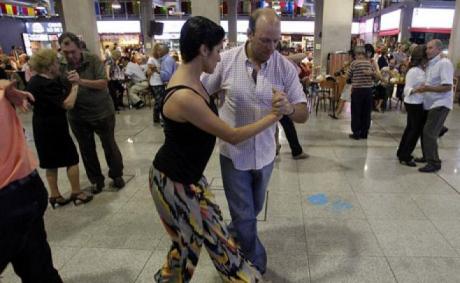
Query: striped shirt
201 45 307 170
347 59 375 89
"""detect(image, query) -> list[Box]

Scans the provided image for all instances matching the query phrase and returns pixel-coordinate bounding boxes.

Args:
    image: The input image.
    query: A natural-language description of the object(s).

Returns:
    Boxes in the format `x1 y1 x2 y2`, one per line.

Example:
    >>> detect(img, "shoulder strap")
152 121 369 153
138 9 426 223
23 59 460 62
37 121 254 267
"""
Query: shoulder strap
163 85 208 105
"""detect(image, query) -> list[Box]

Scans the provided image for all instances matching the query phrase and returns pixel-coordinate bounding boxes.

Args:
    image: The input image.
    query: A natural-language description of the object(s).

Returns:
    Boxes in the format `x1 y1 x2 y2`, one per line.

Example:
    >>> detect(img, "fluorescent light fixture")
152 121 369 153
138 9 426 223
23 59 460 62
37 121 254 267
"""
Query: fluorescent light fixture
112 0 121 9
354 4 364 10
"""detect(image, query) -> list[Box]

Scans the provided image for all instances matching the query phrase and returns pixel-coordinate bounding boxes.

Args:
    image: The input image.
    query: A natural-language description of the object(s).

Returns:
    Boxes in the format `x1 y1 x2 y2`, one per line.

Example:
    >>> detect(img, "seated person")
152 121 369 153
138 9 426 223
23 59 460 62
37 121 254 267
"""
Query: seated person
124 54 148 109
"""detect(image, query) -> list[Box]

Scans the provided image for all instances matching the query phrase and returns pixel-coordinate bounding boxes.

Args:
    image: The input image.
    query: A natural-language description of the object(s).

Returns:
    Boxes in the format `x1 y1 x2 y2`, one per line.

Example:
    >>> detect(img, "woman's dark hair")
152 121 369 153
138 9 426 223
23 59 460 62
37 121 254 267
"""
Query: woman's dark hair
364 44 375 59
409 45 427 69
179 16 225 63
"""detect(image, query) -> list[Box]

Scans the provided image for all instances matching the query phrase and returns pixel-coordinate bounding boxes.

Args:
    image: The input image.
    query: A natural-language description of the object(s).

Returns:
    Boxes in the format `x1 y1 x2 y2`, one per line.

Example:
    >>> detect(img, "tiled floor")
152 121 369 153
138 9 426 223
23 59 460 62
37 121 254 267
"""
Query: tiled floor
2 105 460 283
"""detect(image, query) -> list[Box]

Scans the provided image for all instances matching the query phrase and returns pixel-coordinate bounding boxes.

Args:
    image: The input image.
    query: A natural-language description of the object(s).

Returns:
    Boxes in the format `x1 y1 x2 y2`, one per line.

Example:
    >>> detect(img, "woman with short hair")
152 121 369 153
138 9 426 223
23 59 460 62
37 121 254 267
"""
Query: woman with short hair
149 16 282 282
27 49 93 208
397 45 428 166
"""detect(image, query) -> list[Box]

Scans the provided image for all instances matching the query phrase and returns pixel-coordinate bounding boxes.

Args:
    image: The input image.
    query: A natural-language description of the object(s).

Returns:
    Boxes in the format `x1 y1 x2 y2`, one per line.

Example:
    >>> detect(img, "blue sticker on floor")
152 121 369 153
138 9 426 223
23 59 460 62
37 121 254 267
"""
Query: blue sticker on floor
307 194 353 213
331 199 353 213
307 194 328 206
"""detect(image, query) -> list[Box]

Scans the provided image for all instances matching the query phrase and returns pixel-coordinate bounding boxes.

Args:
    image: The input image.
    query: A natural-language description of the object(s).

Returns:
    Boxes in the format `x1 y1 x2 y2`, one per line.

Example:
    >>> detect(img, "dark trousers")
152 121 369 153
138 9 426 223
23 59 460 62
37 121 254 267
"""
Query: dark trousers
422 106 450 167
0 171 62 283
108 80 124 110
351 88 373 138
151 85 166 123
69 114 124 184
397 103 427 161
279 115 303 156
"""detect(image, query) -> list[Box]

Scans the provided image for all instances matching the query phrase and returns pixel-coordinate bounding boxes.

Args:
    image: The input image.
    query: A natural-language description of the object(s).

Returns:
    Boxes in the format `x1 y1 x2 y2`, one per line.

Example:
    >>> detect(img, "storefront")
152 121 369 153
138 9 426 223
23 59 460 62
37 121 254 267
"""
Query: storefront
410 7 454 45
22 22 63 55
359 18 374 44
378 9 401 46
97 20 142 48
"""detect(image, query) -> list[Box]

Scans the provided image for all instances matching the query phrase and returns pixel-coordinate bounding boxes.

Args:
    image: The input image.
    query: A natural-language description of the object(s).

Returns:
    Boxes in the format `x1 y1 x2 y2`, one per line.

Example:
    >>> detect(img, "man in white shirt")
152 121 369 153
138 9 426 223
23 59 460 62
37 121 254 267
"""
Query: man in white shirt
201 8 308 274
414 39 454 172
125 54 148 109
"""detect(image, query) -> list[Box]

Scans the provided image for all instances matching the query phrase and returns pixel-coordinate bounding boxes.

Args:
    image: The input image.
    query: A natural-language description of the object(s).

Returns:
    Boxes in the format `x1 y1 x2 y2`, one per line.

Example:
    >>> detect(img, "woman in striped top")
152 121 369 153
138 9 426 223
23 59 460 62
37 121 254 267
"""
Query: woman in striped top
346 46 380 139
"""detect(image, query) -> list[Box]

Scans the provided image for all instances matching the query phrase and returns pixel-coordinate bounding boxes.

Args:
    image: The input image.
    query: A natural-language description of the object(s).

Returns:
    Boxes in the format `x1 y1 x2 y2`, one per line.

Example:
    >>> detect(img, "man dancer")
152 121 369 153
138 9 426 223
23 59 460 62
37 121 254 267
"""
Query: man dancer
414 39 454 172
202 8 308 274
58 32 125 193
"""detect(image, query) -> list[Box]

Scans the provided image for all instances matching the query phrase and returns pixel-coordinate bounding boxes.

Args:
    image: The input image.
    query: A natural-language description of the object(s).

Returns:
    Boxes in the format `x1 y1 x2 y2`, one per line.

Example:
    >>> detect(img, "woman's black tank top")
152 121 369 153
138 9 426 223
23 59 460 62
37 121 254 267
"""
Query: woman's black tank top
153 85 218 184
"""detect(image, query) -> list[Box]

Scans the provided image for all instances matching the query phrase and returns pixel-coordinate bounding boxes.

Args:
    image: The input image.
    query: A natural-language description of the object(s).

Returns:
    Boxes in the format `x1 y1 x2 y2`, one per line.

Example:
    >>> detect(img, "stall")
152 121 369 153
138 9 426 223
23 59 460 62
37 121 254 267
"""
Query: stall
22 22 63 55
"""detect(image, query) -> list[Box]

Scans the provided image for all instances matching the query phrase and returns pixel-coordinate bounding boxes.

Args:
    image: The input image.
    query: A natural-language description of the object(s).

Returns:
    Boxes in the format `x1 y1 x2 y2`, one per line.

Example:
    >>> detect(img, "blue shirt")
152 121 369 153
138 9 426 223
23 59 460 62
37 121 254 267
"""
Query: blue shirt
159 54 177 83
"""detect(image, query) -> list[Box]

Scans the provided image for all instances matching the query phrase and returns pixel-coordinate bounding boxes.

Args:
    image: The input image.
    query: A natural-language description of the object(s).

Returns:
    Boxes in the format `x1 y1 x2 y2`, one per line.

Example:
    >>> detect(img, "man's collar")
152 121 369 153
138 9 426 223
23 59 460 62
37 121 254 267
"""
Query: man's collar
429 54 441 65
243 41 271 68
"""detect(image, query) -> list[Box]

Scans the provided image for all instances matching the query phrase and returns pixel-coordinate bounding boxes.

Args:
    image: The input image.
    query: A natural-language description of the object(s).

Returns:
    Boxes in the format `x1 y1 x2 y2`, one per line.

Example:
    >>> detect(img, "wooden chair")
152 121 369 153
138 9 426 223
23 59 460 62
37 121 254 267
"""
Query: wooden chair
314 77 337 116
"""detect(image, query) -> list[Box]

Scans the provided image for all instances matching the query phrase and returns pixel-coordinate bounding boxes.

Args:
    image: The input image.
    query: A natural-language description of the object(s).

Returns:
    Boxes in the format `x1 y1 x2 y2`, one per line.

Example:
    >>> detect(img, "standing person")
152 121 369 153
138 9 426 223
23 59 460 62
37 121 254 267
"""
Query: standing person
396 45 427 167
150 16 284 282
201 8 308 274
58 32 125 194
157 43 177 85
414 39 454 173
28 48 93 207
276 42 308 159
347 46 379 140
0 80 63 283
147 44 165 124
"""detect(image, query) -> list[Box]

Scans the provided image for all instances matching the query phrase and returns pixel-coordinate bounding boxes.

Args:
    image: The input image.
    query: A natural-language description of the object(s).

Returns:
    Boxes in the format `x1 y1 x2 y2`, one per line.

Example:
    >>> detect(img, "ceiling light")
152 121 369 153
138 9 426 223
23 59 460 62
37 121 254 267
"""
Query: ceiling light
112 0 121 9
354 4 364 10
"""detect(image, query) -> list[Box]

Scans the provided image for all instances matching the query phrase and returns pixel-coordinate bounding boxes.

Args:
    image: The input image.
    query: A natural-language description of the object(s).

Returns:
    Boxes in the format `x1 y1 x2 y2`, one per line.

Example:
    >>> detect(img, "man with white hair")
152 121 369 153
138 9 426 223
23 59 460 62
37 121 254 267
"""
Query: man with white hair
414 39 454 173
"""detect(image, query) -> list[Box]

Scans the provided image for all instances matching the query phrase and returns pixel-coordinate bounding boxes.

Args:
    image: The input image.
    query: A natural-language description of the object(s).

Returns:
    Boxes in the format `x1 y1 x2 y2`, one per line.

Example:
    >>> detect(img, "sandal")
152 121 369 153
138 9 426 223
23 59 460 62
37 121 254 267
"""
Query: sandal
49 196 71 209
70 191 94 206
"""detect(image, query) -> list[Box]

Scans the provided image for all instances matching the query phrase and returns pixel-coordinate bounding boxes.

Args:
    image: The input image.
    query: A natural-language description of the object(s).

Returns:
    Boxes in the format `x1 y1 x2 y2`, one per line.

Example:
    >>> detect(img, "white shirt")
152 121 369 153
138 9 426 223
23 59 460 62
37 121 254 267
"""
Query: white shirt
403 67 425 105
125 62 147 83
201 45 307 170
147 57 163 86
423 54 454 110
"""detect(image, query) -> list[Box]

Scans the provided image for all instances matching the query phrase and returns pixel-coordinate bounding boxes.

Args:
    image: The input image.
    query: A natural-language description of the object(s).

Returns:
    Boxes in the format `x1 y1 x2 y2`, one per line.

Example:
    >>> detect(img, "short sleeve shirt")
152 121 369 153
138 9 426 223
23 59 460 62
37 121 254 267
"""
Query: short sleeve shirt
201 45 307 170
59 51 114 121
423 55 454 110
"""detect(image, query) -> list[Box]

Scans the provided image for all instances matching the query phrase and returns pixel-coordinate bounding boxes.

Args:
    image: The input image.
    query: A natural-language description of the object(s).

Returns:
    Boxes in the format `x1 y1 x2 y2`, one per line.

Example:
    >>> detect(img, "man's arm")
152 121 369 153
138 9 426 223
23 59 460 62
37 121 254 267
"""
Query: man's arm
280 61 309 123
160 57 176 82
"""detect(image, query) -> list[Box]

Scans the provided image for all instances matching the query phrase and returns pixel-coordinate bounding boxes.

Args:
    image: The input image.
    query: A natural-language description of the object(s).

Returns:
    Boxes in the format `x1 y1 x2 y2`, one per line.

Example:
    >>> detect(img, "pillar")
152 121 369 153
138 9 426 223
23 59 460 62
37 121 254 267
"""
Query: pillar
313 0 354 74
399 2 415 43
448 0 460 72
140 0 153 52
191 0 220 24
61 0 101 56
227 0 238 45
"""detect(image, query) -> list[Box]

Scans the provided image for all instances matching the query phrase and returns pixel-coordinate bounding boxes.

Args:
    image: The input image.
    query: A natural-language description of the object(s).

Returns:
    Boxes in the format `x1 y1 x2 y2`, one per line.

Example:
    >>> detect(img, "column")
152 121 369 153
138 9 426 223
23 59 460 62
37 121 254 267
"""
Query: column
448 0 460 72
399 2 415 43
140 0 153 52
227 0 238 45
313 0 354 74
61 0 101 56
191 0 220 24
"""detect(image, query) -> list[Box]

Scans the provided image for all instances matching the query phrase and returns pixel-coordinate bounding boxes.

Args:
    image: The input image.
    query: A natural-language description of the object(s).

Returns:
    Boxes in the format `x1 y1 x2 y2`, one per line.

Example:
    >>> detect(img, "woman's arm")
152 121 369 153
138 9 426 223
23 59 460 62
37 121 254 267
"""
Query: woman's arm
62 84 79 110
164 90 282 145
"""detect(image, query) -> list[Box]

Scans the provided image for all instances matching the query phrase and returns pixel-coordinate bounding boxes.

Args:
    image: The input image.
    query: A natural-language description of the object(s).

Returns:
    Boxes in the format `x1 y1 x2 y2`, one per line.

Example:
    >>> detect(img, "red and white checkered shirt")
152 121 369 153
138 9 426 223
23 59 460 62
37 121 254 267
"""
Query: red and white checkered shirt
202 44 307 170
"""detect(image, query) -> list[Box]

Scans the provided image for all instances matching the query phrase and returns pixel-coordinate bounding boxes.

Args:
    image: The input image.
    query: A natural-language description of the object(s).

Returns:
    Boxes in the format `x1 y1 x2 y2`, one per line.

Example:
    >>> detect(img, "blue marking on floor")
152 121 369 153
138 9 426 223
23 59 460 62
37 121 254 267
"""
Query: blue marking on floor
331 199 353 213
307 193 329 206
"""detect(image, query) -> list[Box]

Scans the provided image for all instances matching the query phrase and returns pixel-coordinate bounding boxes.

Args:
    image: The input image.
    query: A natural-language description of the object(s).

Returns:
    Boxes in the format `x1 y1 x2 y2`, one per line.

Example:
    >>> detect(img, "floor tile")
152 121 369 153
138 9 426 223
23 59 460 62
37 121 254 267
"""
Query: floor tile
388 257 460 283
369 220 458 257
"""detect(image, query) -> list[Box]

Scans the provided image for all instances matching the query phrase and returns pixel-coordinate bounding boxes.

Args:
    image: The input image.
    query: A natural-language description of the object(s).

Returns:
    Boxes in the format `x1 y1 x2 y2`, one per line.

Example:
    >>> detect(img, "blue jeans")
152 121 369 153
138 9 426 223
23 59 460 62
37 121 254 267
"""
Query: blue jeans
219 155 274 274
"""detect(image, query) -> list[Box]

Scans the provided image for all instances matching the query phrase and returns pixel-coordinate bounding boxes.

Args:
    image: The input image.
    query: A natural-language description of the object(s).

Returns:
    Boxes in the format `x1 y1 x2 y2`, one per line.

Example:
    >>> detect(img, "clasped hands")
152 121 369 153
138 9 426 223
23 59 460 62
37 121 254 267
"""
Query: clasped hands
272 88 294 116
67 70 80 86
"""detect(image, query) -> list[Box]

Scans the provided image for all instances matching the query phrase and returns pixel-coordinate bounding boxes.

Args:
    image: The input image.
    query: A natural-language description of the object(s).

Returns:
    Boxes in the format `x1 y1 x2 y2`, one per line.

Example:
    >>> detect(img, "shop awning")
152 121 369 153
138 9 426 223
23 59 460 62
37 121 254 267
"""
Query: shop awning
410 28 451 34
379 29 399 36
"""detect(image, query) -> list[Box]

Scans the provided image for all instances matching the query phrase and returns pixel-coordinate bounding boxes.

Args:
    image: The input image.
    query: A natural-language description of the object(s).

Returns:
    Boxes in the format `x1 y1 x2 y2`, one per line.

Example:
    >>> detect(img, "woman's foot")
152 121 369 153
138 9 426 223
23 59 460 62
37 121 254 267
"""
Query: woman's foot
49 195 71 209
328 113 338 120
70 191 94 206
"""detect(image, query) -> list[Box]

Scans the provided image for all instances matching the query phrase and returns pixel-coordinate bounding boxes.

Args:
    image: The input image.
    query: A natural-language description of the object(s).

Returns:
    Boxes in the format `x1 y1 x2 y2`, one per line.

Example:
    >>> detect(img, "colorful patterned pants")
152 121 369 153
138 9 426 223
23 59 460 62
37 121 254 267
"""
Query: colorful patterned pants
149 166 262 283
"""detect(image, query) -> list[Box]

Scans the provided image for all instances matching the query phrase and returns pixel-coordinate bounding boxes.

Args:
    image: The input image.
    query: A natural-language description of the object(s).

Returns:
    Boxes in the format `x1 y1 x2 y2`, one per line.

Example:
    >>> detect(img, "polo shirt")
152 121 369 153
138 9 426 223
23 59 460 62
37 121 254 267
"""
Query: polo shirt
60 51 114 121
